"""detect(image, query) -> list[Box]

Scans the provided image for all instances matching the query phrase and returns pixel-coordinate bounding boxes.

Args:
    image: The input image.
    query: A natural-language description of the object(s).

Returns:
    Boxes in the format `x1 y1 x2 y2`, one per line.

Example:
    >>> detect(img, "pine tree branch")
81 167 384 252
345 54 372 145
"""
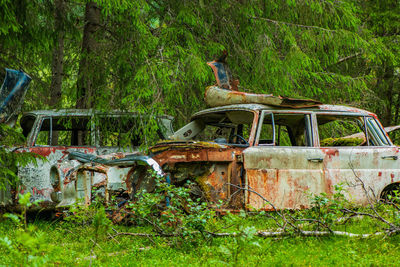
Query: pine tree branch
336 52 362 64
250 16 336 32
314 71 368 81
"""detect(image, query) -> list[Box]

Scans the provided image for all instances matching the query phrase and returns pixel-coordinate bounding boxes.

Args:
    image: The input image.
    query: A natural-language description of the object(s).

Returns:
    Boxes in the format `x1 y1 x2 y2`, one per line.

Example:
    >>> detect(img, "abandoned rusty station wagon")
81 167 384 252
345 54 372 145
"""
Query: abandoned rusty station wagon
0 109 173 207
47 58 400 212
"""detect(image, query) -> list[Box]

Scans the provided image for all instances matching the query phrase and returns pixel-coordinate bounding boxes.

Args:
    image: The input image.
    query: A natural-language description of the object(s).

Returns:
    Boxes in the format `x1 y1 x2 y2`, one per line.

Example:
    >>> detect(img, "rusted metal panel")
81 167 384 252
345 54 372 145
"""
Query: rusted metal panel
150 141 246 208
322 146 400 205
242 144 400 210
318 105 376 117
206 164 230 201
205 54 321 108
15 146 97 204
204 85 322 109
243 147 326 210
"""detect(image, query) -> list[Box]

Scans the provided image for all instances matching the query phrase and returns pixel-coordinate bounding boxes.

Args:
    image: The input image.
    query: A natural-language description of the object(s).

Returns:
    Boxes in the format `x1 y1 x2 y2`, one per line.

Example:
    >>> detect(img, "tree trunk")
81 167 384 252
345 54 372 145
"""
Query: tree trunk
75 2 101 145
76 1 101 109
49 0 65 108
49 0 66 146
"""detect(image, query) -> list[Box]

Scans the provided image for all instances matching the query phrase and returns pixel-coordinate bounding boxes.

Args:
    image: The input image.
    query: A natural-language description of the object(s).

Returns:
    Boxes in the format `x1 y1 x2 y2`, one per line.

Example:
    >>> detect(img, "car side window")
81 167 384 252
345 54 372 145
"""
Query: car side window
317 115 369 146
256 112 312 146
34 116 92 146
96 116 142 148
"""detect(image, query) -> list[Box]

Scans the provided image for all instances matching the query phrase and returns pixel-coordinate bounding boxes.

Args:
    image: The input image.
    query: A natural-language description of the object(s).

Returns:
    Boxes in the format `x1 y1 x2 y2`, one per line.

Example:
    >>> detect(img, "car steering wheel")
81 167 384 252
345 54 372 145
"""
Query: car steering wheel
230 134 249 146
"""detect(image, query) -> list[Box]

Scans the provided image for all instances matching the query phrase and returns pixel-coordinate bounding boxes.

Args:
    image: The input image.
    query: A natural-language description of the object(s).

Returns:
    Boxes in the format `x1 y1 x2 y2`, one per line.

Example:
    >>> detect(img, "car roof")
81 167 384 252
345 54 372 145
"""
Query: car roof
191 103 376 119
21 109 173 119
20 109 174 137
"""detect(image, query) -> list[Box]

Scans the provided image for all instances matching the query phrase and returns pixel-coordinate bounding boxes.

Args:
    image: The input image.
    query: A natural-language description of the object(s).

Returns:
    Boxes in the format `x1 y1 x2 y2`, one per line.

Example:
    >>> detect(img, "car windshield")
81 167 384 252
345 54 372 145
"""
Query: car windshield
192 110 254 145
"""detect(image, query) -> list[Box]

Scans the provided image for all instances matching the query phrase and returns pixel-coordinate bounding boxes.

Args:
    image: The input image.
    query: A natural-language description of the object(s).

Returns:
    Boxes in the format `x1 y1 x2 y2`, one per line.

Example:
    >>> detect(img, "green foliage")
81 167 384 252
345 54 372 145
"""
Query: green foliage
0 0 398 139
218 211 260 266
126 175 216 246
0 226 50 267
3 189 400 265
308 184 349 227
64 197 111 237
2 206 400 265
1 192 49 266
4 192 42 229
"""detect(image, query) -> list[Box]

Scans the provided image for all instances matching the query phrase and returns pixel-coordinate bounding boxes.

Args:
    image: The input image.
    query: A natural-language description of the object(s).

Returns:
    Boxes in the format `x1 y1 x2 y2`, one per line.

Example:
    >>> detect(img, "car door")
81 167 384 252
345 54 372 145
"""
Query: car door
243 110 326 210
316 113 400 205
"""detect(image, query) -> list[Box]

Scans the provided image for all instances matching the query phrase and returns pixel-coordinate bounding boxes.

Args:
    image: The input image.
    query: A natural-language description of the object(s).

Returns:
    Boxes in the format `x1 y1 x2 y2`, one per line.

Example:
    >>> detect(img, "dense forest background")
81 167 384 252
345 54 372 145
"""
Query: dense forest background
0 0 399 133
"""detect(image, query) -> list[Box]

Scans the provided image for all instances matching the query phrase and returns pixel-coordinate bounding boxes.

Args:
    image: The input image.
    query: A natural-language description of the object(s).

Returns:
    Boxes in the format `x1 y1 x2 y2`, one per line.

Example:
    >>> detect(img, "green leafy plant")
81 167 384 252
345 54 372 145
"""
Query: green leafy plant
218 211 260 266
63 196 111 238
307 184 348 226
126 174 217 246
4 192 42 229
1 192 50 266
92 206 111 244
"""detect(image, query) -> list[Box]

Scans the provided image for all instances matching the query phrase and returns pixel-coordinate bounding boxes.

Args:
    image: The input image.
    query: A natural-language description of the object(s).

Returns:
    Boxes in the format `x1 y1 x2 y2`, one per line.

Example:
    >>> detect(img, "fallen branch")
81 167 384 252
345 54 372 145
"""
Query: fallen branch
112 232 175 238
379 199 400 212
341 208 399 233
258 230 385 238
78 248 150 261
111 230 386 239
347 158 400 231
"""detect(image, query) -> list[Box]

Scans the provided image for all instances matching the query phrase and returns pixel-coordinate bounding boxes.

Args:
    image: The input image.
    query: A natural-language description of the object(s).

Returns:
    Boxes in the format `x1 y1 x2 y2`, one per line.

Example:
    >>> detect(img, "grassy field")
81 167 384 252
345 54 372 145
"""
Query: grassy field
1 212 399 266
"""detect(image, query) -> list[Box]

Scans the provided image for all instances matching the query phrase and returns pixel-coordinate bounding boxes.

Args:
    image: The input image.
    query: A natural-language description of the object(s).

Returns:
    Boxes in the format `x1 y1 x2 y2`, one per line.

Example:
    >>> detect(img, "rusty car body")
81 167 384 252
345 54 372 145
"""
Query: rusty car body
149 103 400 210
45 57 400 211
0 109 173 208
50 102 400 211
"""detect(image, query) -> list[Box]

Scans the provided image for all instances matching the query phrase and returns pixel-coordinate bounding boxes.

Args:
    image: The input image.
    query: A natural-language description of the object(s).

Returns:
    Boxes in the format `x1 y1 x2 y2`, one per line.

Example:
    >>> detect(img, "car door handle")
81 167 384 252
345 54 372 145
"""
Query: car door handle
382 156 398 160
308 158 323 163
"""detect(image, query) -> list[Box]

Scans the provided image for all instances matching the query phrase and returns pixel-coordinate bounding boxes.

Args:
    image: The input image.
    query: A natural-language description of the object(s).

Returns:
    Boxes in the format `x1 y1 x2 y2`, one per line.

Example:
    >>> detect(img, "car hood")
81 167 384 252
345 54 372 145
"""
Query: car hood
149 140 231 154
